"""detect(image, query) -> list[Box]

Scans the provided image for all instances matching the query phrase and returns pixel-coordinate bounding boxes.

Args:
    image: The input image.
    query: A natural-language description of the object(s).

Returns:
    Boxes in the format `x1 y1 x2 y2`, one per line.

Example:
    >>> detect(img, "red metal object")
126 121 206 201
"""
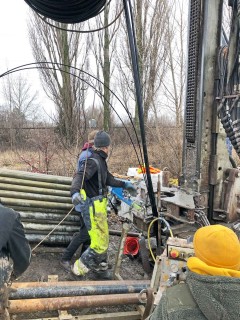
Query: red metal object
124 237 140 256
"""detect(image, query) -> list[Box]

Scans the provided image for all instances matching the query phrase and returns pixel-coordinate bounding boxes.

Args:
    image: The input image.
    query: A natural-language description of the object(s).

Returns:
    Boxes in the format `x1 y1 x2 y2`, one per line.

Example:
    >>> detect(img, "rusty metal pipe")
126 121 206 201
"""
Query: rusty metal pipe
109 229 140 237
3 293 143 314
10 284 149 299
12 280 150 289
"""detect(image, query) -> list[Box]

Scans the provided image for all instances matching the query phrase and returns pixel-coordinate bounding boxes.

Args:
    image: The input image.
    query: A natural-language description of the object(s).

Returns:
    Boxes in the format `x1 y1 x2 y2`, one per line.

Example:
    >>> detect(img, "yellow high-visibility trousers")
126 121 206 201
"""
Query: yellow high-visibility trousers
88 197 109 254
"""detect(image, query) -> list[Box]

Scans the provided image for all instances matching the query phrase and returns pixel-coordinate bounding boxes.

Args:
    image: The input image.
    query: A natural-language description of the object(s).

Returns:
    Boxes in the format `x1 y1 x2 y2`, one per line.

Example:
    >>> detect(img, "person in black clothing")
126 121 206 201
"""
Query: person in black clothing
60 131 98 272
69 130 136 279
0 205 31 287
60 214 90 272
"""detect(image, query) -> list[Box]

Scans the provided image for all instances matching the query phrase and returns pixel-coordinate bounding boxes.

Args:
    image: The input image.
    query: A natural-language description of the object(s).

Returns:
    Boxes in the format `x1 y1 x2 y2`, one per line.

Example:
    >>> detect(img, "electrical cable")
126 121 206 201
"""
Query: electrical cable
0 62 137 137
1 62 147 183
147 217 173 262
35 6 124 34
217 45 240 156
24 0 107 24
6 67 144 252
0 62 145 169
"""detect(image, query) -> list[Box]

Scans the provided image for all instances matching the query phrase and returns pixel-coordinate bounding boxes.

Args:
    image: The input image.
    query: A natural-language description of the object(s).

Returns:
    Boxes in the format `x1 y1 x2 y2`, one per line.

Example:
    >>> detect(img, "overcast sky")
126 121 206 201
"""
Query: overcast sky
0 1 54 118
0 1 33 71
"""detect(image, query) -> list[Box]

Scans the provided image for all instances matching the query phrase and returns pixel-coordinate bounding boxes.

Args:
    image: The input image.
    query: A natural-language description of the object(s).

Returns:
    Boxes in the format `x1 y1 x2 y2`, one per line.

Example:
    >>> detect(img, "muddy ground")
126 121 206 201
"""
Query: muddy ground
11 214 148 320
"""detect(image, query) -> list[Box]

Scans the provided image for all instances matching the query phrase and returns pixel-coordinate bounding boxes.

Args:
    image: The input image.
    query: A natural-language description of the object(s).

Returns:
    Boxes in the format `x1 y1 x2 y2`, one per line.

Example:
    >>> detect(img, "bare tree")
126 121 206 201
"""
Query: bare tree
150 0 188 177
115 0 169 127
161 0 187 128
2 74 40 120
103 6 111 131
28 14 91 145
88 3 121 131
1 74 41 148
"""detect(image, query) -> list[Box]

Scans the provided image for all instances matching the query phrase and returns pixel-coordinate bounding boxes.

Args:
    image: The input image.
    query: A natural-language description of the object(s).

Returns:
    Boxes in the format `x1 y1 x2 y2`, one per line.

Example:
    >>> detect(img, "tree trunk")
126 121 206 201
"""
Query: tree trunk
103 6 111 131
135 0 143 129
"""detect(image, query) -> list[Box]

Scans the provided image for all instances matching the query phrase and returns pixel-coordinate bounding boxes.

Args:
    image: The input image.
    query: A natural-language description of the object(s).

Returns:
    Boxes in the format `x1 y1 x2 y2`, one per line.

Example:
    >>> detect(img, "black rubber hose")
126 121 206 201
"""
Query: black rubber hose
123 0 158 222
24 0 107 23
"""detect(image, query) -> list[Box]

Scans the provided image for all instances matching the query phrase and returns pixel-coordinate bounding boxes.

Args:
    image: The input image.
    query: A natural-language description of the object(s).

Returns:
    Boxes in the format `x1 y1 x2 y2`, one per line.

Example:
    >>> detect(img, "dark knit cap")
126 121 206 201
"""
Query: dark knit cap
94 131 111 148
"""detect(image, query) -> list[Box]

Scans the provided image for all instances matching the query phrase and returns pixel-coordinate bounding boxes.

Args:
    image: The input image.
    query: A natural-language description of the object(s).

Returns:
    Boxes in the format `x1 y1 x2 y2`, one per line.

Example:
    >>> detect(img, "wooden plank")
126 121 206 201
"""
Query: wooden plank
28 311 141 320
74 311 141 319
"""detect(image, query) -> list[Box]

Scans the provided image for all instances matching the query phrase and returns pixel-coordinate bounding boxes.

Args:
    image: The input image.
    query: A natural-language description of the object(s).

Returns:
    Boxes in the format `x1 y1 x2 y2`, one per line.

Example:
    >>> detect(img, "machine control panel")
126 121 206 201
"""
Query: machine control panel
167 237 194 262
157 236 195 299
168 245 194 261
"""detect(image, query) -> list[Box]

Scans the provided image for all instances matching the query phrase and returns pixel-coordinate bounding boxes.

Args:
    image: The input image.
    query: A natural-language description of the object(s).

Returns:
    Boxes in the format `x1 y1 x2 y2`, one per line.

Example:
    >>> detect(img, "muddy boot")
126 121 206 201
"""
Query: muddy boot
71 258 90 277
60 259 71 273
92 261 113 280
93 269 113 280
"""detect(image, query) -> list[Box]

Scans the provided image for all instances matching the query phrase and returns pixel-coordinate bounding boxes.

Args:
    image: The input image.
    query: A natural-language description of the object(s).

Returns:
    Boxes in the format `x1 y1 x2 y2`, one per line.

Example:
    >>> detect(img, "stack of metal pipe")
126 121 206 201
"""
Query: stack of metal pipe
0 280 149 316
0 169 80 245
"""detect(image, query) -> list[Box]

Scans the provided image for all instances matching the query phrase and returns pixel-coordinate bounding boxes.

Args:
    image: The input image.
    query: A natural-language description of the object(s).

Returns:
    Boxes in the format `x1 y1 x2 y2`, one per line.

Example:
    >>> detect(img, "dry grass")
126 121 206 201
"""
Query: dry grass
0 143 238 179
0 144 180 179
0 149 77 177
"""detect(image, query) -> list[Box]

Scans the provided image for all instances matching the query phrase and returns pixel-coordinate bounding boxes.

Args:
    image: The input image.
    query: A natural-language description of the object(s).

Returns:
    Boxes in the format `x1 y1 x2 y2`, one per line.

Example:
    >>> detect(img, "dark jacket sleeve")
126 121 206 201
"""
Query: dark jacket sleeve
71 159 98 196
8 213 31 277
106 171 126 188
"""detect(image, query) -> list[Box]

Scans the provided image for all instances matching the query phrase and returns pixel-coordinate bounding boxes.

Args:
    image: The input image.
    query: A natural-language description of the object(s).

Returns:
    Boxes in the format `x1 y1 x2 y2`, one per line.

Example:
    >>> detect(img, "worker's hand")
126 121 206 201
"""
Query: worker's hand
72 192 85 206
124 181 137 196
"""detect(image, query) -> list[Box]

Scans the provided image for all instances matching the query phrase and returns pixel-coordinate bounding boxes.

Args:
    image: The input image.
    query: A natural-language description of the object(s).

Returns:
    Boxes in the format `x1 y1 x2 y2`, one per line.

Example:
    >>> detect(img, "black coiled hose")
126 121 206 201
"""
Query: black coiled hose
24 0 107 23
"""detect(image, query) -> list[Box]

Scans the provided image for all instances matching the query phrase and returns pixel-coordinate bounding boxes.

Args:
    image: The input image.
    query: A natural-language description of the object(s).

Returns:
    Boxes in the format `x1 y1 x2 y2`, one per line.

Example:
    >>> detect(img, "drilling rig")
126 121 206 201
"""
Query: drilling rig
113 0 240 240
110 2 240 288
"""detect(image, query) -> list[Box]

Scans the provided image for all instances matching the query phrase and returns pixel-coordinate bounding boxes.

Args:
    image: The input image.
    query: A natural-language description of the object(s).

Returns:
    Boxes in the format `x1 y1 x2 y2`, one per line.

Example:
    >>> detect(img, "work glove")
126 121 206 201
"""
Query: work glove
124 181 137 196
72 190 86 212
72 192 85 206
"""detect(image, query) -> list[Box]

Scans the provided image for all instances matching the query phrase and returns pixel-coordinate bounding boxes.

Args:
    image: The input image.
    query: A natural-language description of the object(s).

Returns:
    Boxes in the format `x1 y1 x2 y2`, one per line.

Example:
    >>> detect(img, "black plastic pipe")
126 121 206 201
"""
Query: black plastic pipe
123 0 158 220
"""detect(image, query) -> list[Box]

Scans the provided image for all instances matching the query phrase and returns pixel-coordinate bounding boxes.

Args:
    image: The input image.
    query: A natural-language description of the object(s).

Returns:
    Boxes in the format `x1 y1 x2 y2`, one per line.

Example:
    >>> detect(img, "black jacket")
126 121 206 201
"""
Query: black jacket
71 150 125 198
0 205 31 277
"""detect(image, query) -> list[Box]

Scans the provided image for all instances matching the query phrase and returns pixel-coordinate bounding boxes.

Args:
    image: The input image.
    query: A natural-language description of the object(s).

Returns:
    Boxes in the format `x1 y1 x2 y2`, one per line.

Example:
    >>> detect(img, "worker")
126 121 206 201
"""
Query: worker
60 130 98 272
76 130 98 171
148 225 240 320
70 130 136 279
0 205 31 287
